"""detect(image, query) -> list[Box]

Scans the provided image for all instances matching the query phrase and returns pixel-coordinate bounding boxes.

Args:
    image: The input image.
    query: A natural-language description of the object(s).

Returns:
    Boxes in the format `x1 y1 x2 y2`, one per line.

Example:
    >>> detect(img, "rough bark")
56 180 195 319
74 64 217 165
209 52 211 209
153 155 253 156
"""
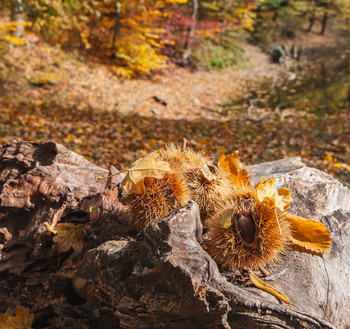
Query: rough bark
0 141 349 329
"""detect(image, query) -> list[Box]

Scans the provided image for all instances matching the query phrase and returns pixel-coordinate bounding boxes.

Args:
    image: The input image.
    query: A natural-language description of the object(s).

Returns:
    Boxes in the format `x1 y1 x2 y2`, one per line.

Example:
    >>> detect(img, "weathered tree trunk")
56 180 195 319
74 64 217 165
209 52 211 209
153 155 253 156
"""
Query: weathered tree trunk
0 141 349 329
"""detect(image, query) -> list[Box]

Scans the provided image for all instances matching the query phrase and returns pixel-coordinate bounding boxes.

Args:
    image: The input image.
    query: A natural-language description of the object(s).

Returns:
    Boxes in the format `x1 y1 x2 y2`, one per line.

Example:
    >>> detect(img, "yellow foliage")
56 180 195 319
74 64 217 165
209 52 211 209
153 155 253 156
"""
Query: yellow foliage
0 21 26 46
20 0 175 76
285 213 332 254
165 0 188 3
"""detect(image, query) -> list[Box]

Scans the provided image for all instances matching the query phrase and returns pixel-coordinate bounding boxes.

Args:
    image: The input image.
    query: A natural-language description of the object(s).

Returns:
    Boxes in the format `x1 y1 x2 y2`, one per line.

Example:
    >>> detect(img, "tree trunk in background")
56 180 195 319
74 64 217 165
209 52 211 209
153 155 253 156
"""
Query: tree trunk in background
320 12 328 35
0 141 349 328
307 12 315 32
111 2 122 51
9 0 24 37
182 0 198 66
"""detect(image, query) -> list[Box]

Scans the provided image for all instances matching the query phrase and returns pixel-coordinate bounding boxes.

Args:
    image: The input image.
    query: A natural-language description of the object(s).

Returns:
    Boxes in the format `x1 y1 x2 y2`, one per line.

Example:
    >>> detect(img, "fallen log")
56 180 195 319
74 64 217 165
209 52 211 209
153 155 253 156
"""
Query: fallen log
0 141 349 328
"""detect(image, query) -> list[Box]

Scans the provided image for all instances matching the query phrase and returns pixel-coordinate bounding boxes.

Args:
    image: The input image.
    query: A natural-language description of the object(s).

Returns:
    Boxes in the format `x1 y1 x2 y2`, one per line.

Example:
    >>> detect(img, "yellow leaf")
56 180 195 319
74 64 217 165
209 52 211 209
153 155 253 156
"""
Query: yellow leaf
276 187 294 212
0 35 25 45
324 154 333 163
254 178 293 212
333 163 342 168
218 151 251 188
44 222 83 253
120 150 171 195
248 270 292 307
218 151 242 176
218 208 234 229
0 306 34 329
64 134 74 143
255 178 276 202
285 213 332 255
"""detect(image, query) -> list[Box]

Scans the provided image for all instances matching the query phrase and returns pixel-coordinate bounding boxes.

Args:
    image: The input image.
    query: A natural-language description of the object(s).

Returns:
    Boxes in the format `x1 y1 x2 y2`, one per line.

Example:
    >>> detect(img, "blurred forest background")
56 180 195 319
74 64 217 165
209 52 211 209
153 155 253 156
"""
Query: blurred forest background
0 0 349 186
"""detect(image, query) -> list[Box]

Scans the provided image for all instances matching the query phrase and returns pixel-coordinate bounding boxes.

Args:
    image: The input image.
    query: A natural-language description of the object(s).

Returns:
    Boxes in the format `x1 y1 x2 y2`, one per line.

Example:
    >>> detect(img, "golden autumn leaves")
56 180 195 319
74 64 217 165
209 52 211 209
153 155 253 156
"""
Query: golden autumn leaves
118 144 332 306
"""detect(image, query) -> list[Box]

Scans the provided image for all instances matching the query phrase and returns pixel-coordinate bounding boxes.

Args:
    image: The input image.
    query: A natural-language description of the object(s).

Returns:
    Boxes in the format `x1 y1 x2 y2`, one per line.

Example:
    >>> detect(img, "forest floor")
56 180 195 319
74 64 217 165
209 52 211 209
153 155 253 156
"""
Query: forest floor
0 29 349 186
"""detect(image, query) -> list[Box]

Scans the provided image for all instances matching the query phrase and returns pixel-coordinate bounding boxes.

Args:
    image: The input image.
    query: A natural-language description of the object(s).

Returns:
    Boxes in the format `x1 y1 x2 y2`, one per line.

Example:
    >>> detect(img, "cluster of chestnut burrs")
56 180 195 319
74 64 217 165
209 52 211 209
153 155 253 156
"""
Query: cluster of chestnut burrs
115 143 331 306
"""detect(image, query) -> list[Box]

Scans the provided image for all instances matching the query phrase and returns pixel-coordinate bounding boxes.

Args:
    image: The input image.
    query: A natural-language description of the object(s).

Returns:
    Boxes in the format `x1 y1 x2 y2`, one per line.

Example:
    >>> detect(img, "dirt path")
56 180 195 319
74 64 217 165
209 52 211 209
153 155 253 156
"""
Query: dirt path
2 41 275 121
110 45 274 120
1 31 337 122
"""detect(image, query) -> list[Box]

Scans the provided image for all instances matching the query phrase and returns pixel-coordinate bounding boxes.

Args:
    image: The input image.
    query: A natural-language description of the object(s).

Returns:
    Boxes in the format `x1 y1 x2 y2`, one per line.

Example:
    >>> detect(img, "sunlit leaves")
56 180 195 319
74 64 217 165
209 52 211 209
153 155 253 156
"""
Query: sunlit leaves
0 21 27 48
0 306 34 329
218 151 251 188
219 151 242 176
254 177 293 212
21 0 186 76
285 213 332 254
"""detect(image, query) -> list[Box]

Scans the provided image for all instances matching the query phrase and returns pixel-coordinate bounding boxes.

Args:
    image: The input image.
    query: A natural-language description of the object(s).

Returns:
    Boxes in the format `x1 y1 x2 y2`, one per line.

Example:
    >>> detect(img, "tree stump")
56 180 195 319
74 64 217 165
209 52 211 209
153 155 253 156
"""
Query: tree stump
0 141 349 329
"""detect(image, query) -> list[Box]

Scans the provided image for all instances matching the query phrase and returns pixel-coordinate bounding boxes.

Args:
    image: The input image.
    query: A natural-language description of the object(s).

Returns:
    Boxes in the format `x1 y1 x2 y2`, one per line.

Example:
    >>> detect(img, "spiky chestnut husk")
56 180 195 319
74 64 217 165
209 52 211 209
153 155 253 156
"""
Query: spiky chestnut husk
184 166 234 226
123 173 191 232
160 145 235 226
206 197 291 270
160 144 208 172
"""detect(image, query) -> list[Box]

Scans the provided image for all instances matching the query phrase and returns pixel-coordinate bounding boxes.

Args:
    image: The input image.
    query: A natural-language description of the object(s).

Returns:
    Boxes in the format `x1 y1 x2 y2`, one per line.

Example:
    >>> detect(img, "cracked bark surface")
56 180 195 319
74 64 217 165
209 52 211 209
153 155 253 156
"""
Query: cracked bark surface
0 141 349 328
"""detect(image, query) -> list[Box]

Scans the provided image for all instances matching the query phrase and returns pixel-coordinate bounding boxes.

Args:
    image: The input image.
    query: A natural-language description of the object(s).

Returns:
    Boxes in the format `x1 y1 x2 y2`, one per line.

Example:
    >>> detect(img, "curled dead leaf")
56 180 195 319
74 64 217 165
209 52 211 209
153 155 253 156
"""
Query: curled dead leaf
218 150 242 176
120 150 171 194
248 270 292 308
285 213 332 255
218 151 251 188
0 306 34 329
200 161 220 182
254 178 293 212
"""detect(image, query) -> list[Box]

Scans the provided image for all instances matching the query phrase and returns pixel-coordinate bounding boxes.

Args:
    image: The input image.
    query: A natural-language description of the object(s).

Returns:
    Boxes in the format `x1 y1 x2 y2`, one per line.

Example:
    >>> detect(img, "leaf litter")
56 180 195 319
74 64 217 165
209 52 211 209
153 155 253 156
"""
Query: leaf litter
0 42 349 188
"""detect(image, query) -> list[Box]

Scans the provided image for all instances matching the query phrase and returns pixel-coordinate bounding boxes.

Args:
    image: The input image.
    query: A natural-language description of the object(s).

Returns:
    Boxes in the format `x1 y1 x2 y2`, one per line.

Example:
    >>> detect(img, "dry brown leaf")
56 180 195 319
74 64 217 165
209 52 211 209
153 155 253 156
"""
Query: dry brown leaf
0 306 34 329
200 161 220 182
44 222 84 253
285 213 332 255
254 178 293 212
120 150 171 194
218 151 250 188
248 270 292 307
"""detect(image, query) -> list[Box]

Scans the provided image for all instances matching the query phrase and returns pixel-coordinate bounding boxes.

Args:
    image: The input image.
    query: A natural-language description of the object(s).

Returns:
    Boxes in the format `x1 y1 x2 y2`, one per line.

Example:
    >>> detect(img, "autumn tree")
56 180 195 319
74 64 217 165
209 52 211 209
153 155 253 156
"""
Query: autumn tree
20 0 189 77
